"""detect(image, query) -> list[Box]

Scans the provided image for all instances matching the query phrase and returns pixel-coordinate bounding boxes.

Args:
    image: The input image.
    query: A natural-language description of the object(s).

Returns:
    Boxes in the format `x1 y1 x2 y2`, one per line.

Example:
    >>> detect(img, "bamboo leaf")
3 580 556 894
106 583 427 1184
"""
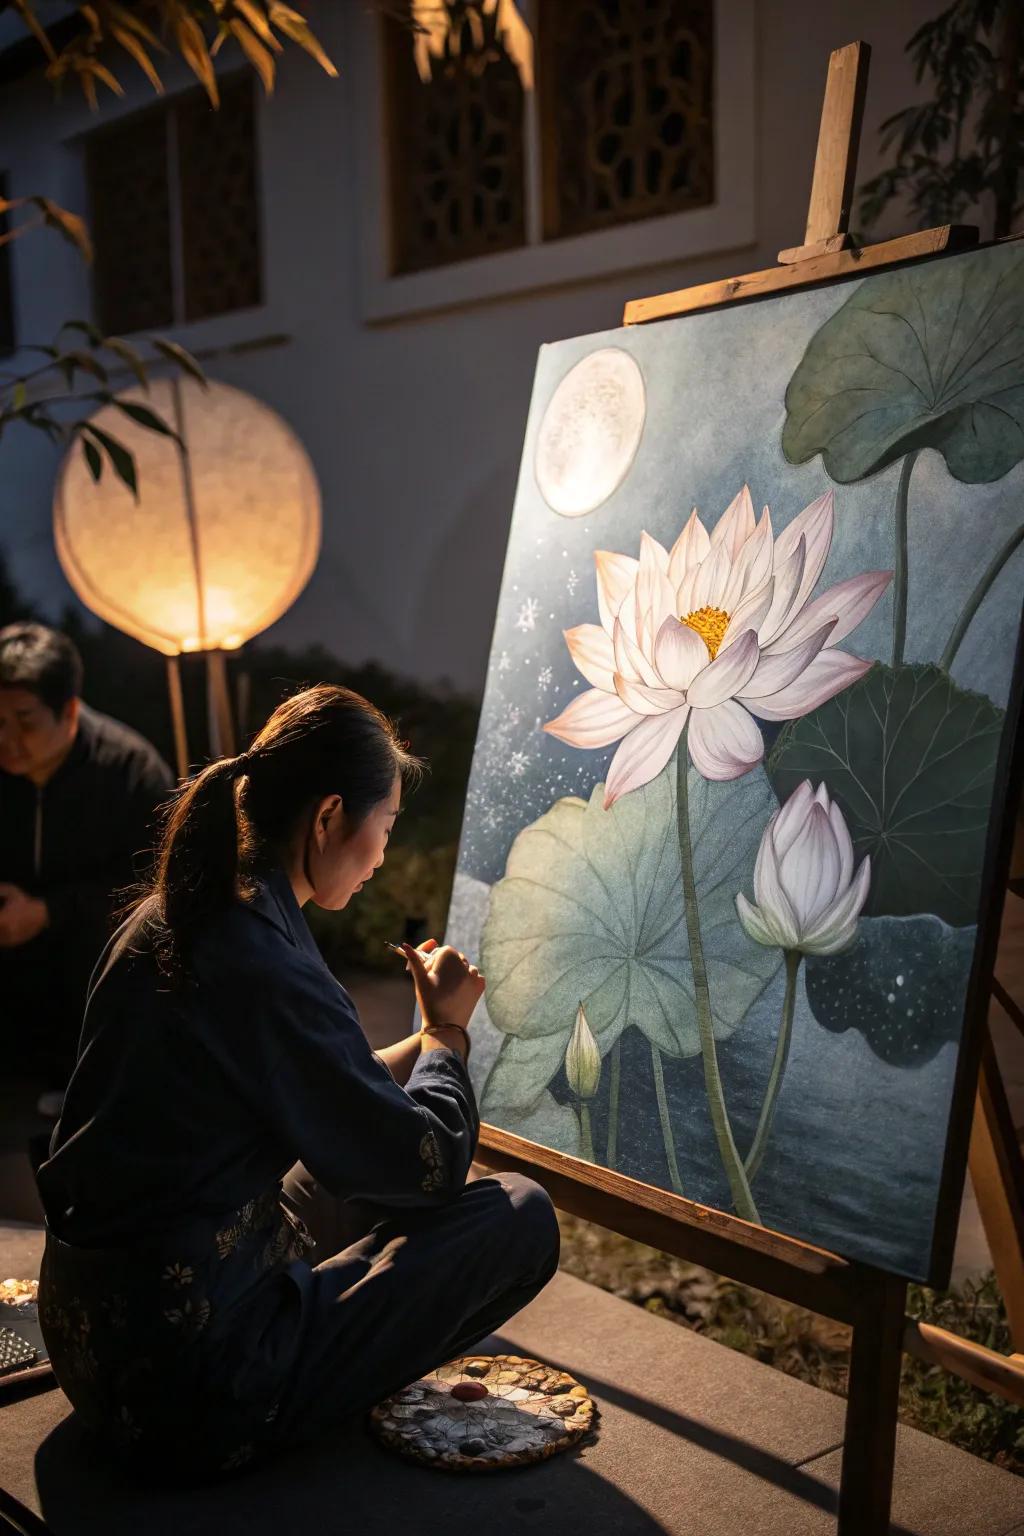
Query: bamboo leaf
11 0 57 62
83 423 138 498
232 0 281 52
151 337 207 385
77 62 99 109
81 434 103 482
228 17 275 92
111 398 179 439
103 0 163 47
60 319 104 345
12 382 26 411
267 3 337 75
85 57 126 97
78 5 103 42
110 25 164 92
172 5 219 105
103 336 149 389
63 349 108 383
32 198 93 263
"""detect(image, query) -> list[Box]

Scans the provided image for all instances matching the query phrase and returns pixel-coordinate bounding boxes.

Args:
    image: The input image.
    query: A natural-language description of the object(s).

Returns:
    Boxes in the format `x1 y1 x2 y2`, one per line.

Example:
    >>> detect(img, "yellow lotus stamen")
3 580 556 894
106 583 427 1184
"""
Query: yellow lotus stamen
683 605 730 660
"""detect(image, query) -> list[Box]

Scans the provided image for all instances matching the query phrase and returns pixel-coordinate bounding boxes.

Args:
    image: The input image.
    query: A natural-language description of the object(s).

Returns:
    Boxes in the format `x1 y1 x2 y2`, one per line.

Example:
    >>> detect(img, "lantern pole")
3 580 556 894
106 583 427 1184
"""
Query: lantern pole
165 655 190 780
206 649 236 759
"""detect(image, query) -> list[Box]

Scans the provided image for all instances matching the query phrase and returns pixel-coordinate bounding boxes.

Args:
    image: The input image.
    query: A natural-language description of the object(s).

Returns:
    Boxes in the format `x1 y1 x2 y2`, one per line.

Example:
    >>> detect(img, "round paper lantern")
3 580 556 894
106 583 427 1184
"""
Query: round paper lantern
53 377 321 656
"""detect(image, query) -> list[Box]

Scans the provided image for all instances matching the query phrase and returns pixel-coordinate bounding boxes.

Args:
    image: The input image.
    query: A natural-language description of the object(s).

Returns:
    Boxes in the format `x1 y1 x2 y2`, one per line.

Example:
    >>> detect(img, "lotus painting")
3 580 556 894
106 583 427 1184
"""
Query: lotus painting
445 240 1024 1284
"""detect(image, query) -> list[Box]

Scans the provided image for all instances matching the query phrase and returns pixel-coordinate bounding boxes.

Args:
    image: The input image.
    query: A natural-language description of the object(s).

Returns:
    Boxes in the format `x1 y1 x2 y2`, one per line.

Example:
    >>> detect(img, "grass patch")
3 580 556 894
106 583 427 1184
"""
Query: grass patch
557 1213 1024 1473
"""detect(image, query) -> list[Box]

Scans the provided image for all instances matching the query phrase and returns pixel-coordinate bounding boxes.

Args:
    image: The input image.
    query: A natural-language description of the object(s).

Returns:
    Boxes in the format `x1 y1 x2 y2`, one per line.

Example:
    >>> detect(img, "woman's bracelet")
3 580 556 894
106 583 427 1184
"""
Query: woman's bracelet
419 1021 471 1062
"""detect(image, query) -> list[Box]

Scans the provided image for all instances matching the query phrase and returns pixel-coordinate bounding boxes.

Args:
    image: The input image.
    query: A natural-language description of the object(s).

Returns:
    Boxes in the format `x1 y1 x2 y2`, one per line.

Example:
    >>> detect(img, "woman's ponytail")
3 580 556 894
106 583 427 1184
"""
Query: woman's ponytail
149 753 246 975
135 683 420 980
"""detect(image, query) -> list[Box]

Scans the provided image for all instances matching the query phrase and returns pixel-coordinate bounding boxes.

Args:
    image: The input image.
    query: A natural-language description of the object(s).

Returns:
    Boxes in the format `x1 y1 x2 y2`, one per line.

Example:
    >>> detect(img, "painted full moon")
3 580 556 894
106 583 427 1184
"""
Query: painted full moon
534 347 646 517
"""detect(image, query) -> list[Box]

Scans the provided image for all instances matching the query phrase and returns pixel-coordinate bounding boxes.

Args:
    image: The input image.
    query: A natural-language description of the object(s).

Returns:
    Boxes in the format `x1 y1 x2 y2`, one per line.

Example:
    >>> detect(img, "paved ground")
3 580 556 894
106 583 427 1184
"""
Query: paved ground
2 1244 1023 1536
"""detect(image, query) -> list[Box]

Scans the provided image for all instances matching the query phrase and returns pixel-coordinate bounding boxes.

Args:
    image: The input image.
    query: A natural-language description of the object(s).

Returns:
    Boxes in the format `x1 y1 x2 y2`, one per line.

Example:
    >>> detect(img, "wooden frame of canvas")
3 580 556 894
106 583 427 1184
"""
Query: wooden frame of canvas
473 42 1024 1535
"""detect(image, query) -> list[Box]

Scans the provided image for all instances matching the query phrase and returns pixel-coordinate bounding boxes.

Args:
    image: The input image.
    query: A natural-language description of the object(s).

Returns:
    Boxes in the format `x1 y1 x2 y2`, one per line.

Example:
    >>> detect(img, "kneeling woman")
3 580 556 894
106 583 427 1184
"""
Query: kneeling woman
36 685 559 1481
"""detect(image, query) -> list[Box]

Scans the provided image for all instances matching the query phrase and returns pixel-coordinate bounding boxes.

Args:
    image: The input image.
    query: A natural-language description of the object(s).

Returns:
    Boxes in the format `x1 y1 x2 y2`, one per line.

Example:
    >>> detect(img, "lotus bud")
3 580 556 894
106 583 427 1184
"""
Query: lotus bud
735 780 871 956
565 1002 602 1100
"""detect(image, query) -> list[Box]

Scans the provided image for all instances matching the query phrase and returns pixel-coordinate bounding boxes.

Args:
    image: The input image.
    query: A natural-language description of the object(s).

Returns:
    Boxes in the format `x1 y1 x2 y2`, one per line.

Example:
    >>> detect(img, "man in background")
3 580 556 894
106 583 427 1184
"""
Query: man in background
0 623 174 1117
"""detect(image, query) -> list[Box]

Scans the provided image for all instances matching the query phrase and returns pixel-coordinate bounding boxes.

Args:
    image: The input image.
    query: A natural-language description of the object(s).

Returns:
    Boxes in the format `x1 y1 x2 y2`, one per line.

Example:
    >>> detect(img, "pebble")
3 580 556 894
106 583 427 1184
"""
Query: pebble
451 1382 489 1401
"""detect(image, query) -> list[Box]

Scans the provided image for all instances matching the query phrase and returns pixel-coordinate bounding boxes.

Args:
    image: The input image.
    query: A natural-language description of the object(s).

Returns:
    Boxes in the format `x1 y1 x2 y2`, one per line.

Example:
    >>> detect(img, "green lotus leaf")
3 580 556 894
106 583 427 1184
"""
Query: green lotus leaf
479 758 782 1115
480 1059 583 1154
768 663 1003 927
479 1033 570 1115
804 914 975 1067
782 244 1024 482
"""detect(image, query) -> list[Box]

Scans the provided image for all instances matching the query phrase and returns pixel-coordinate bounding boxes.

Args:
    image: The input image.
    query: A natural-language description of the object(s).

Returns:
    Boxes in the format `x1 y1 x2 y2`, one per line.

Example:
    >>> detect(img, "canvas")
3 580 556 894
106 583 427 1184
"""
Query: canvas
445 239 1024 1284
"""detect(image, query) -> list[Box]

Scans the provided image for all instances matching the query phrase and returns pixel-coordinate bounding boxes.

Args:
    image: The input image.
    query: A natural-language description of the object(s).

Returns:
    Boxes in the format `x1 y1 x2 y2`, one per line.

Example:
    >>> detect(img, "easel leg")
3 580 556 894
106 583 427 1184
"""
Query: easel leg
838 1273 906 1536
970 1028 1024 1349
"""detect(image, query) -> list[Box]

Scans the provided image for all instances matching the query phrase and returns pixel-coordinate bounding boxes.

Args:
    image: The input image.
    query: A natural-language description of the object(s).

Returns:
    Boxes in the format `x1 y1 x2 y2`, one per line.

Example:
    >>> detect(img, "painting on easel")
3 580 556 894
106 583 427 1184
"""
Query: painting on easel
446 239 1024 1284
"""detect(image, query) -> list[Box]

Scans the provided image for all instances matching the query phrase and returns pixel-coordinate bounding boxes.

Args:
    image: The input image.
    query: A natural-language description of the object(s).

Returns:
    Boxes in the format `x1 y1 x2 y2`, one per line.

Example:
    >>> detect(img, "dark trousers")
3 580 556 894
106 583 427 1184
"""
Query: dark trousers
269 1163 561 1453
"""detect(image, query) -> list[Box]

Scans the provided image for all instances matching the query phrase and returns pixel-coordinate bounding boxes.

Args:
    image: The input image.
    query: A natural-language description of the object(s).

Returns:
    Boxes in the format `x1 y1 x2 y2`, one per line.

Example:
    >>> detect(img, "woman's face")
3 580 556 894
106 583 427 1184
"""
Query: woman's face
307 771 402 910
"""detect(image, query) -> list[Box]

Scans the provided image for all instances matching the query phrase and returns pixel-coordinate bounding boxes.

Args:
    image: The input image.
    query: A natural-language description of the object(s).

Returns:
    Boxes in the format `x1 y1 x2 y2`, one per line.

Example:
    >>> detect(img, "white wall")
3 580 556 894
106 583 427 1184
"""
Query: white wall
1 0 965 696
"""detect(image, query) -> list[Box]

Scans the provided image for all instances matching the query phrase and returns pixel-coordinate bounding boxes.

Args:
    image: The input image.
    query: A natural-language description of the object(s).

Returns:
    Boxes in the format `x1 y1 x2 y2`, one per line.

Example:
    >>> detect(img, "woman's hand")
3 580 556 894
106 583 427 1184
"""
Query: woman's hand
401 940 485 1035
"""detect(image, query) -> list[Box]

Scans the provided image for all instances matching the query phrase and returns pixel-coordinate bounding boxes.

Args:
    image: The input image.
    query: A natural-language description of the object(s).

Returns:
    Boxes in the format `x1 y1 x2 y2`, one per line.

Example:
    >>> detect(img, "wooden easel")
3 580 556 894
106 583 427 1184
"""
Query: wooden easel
476 41 1024 1535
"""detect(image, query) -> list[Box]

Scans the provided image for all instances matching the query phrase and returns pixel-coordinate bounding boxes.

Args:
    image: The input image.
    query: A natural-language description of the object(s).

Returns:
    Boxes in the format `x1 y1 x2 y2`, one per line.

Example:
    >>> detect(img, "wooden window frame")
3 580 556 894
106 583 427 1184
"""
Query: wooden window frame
350 0 755 323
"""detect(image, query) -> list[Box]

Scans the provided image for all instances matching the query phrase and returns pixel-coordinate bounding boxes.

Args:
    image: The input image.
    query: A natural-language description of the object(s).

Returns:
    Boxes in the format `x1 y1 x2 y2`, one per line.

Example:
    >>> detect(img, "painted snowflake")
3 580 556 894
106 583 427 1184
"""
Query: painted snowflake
515 598 541 633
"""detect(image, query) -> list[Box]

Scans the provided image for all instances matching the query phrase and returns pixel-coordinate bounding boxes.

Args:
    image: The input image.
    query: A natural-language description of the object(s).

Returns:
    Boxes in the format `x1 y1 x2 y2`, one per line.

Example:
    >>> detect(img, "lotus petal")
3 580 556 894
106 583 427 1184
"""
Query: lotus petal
604 705 689 806
543 688 642 747
740 649 872 722
687 629 760 709
687 698 765 780
653 616 707 692
769 569 892 653
564 624 616 692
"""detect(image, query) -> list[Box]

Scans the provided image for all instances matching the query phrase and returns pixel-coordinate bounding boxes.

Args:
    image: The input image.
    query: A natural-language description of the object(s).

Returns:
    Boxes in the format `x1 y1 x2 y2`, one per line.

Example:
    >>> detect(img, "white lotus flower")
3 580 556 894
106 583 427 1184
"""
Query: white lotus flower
736 780 871 956
565 1002 602 1100
542 486 891 806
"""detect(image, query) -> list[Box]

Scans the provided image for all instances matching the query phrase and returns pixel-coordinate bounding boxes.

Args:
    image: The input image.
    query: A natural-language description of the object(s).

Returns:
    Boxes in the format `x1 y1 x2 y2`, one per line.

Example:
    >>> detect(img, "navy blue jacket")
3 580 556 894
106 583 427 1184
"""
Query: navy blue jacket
37 865 480 1249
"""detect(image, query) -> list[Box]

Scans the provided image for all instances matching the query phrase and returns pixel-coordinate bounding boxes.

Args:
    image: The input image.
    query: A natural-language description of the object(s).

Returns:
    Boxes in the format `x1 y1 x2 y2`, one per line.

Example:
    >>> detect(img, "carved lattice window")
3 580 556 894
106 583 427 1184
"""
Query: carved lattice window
178 75 262 321
538 0 714 241
383 1 527 275
86 75 261 334
87 106 174 335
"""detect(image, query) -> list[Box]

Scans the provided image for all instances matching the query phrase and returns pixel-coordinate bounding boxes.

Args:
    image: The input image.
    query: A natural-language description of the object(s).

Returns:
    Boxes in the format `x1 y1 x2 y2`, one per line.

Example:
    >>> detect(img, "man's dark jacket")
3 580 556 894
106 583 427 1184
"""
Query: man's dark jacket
0 702 174 1074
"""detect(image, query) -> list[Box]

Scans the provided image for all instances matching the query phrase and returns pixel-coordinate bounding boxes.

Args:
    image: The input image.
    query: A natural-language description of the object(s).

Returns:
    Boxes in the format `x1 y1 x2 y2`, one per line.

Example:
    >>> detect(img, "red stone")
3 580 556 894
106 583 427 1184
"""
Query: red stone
451 1382 489 1401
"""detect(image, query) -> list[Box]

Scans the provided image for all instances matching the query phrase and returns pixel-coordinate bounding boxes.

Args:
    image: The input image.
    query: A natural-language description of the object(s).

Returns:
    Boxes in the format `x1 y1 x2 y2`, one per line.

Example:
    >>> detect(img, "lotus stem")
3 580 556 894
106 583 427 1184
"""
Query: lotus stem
606 1034 622 1167
577 1099 594 1162
745 949 801 1185
649 1041 682 1194
940 520 1024 673
891 449 920 667
676 729 761 1223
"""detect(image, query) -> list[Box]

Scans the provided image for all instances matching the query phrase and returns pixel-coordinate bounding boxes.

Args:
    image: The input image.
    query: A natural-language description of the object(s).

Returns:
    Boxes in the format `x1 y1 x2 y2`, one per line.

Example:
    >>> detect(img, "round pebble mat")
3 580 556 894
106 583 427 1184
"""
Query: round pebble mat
369 1353 596 1471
